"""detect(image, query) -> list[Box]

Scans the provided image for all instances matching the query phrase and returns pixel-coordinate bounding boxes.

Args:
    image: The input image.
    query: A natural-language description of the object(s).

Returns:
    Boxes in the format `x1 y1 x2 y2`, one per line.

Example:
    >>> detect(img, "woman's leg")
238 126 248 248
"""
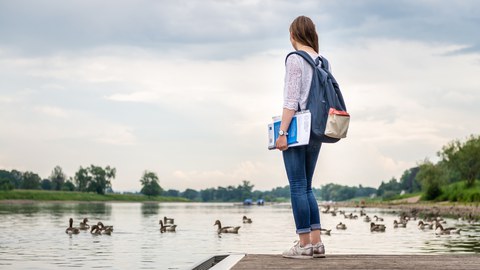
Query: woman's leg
305 143 322 244
282 145 311 245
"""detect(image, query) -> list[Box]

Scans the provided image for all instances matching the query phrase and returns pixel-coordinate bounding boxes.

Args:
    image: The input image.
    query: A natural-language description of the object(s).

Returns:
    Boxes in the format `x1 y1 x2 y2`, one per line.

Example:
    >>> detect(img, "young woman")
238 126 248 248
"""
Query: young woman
275 15 326 259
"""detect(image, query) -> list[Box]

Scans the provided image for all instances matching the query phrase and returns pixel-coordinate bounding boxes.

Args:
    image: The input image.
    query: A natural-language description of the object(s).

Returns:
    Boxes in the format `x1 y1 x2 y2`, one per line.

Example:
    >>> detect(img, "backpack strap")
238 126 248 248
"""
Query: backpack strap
286 50 347 112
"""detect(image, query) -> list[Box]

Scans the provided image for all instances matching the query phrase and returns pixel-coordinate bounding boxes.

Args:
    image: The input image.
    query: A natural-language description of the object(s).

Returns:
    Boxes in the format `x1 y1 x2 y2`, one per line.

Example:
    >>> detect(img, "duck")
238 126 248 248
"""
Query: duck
159 220 177 233
336 222 347 230
393 220 407 228
370 222 386 232
242 216 253 223
320 228 331 235
97 221 114 232
435 223 461 235
65 218 80 234
373 215 384 222
79 218 90 230
214 220 240 234
363 215 372 222
164 216 175 225
90 225 102 235
417 220 433 230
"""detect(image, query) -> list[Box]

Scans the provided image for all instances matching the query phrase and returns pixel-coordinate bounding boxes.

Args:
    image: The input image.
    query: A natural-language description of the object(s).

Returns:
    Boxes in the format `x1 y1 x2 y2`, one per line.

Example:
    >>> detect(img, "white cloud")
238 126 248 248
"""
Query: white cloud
1 1 480 193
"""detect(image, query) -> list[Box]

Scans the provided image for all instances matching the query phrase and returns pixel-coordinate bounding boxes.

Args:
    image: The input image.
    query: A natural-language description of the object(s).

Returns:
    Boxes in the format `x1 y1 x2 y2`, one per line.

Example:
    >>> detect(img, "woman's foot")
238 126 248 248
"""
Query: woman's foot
282 241 313 259
312 242 326 258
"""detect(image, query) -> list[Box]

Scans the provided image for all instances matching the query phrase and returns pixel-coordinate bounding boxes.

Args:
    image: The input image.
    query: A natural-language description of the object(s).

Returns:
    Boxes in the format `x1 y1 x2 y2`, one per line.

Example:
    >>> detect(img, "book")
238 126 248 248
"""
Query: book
268 110 311 150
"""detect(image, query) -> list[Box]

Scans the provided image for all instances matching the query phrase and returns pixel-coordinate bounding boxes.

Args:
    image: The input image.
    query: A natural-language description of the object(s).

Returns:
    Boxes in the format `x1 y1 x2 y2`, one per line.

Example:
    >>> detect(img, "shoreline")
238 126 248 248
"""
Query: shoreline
331 200 480 220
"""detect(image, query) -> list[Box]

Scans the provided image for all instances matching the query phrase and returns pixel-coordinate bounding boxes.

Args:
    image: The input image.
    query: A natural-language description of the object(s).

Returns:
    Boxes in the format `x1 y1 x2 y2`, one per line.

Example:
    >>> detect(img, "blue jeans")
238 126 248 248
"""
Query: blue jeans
282 143 322 234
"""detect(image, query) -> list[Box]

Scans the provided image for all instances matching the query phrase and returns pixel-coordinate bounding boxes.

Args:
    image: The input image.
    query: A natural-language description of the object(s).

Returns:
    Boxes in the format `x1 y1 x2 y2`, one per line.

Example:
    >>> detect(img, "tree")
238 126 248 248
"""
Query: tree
41 179 52 190
165 189 180 197
50 166 66 190
75 166 90 192
22 171 41 190
10 170 23 189
74 165 116 194
377 177 401 197
87 165 116 195
139 171 163 196
181 188 199 201
62 180 76 191
439 135 480 187
0 170 15 190
417 160 445 200
399 167 421 193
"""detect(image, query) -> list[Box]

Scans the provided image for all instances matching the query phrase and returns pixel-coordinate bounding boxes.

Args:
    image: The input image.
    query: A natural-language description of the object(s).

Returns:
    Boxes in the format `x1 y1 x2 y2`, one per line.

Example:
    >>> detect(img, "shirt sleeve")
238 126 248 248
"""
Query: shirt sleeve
283 54 303 111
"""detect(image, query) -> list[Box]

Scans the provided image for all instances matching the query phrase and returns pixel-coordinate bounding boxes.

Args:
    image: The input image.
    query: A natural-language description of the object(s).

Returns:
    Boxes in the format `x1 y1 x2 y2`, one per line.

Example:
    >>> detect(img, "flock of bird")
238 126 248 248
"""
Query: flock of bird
321 205 467 235
65 215 254 235
65 218 113 235
66 204 476 237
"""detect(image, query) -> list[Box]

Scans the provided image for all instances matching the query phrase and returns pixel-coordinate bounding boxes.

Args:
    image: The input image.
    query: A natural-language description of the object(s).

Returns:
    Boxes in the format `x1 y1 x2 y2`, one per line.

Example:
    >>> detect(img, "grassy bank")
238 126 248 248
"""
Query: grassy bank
0 189 189 202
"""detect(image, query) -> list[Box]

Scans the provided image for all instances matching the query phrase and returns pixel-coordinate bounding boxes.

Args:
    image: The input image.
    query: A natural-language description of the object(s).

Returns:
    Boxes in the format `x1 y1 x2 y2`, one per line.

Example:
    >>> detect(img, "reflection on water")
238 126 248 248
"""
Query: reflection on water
141 202 160 217
0 202 478 270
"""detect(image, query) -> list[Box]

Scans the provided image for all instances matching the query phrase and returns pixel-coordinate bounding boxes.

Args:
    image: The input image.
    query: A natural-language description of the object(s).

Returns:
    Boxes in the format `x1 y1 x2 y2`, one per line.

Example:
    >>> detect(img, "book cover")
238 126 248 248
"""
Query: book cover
268 110 311 150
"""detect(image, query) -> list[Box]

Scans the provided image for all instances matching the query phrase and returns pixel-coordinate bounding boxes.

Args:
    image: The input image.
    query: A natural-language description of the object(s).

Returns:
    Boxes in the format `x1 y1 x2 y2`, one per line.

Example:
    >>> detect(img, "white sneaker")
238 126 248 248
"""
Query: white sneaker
282 241 313 259
312 242 326 258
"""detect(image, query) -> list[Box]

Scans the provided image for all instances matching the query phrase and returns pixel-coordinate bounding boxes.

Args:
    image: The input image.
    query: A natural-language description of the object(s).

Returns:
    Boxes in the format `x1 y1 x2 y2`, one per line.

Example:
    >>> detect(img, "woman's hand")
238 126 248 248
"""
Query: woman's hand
276 135 288 151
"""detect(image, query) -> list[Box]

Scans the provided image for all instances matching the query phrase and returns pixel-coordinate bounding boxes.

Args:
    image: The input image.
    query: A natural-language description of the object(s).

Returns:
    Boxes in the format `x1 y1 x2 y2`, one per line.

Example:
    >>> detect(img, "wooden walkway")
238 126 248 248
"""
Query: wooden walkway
230 254 480 270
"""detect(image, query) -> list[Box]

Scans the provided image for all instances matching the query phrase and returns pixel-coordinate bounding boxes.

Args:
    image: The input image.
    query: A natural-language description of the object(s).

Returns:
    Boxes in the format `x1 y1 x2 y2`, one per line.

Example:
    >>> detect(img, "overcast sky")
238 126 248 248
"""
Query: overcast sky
1 0 479 192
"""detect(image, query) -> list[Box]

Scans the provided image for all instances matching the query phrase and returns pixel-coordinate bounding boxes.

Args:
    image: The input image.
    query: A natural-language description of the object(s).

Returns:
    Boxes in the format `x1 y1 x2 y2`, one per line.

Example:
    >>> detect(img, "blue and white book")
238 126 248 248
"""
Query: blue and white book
268 110 311 150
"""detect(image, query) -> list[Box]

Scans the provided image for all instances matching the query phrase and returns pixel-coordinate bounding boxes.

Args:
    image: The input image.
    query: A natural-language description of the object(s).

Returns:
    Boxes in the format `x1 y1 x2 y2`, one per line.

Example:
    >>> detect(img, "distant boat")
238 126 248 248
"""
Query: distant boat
256 199 265 206
243 199 253 205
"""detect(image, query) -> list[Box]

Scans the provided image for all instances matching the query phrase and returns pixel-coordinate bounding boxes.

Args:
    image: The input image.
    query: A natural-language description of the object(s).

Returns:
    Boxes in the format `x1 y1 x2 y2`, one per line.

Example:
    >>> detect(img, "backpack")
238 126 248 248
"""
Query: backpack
286 50 349 143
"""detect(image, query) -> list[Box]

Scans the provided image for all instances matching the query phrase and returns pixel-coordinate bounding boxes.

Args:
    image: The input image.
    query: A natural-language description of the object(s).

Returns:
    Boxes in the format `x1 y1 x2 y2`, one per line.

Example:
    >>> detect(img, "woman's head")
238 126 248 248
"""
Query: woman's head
289 16 319 53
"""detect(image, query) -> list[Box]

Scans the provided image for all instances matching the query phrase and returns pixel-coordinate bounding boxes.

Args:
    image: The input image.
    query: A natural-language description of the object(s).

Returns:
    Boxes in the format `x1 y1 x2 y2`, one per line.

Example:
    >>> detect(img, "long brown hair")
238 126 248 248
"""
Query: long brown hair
289 16 319 53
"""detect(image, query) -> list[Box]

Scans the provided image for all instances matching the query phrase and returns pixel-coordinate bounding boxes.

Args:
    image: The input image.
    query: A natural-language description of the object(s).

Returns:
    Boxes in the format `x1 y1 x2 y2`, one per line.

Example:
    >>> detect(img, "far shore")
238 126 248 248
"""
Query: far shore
328 196 480 220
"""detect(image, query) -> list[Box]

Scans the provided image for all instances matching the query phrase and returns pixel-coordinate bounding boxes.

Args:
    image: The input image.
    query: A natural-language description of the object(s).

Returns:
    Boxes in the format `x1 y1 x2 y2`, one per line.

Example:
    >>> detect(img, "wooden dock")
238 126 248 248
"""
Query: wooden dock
228 254 480 270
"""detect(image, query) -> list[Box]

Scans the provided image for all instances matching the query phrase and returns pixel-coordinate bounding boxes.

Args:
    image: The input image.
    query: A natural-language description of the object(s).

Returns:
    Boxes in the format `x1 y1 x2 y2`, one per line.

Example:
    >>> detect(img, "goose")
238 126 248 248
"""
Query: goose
336 222 347 230
90 225 102 235
214 220 240 234
393 220 407 228
159 220 177 233
97 223 113 235
373 215 384 222
79 218 90 230
320 228 331 235
97 222 114 232
417 221 433 230
65 218 80 234
164 216 175 225
242 216 253 223
370 222 386 232
435 224 460 235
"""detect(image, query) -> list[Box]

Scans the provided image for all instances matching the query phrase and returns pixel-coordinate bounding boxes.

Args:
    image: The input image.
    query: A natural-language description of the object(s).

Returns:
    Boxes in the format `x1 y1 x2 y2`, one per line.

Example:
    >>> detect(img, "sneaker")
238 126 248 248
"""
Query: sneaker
312 242 326 258
282 241 313 259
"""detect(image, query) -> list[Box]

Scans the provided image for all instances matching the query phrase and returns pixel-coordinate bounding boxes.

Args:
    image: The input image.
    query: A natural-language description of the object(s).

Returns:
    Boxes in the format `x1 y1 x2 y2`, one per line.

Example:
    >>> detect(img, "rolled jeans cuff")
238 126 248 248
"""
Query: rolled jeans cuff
296 227 311 234
311 224 321 230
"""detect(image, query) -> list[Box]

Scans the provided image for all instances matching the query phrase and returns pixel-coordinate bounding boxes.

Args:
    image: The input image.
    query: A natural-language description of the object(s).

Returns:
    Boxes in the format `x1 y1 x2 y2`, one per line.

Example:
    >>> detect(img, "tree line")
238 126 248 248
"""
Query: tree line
1 135 478 202
372 134 480 202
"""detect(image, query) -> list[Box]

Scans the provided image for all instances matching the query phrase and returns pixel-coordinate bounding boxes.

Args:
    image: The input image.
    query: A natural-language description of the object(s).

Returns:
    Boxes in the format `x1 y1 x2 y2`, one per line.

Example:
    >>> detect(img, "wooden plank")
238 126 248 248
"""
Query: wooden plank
230 254 480 270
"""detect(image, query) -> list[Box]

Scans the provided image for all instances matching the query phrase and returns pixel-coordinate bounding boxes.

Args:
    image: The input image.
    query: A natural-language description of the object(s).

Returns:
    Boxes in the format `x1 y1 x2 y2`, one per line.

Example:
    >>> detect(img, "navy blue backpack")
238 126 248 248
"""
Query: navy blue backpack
286 50 348 143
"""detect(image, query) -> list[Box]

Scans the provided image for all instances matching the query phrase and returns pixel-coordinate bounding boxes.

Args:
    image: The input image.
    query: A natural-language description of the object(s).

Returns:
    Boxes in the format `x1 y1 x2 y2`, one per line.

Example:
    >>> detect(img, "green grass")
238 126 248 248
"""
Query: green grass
437 181 480 202
0 189 190 202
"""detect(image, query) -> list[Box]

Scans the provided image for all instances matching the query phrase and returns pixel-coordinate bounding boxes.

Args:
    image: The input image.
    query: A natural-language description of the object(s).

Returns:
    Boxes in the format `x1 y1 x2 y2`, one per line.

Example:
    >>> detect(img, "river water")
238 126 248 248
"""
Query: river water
0 202 479 269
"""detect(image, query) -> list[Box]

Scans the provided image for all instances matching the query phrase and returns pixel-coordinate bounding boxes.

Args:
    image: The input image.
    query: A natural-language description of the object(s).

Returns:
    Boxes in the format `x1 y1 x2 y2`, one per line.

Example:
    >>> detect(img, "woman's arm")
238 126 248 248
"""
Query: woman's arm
275 108 296 151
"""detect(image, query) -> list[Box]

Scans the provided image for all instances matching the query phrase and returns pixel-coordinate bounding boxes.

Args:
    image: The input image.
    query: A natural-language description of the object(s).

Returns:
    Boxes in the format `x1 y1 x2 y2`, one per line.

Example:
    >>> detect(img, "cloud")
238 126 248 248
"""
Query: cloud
1 1 480 192
2 0 479 59
34 106 69 118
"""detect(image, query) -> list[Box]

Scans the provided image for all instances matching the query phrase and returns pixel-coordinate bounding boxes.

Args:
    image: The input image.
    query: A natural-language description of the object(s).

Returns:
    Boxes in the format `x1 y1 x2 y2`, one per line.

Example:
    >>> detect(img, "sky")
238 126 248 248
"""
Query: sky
1 0 479 192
